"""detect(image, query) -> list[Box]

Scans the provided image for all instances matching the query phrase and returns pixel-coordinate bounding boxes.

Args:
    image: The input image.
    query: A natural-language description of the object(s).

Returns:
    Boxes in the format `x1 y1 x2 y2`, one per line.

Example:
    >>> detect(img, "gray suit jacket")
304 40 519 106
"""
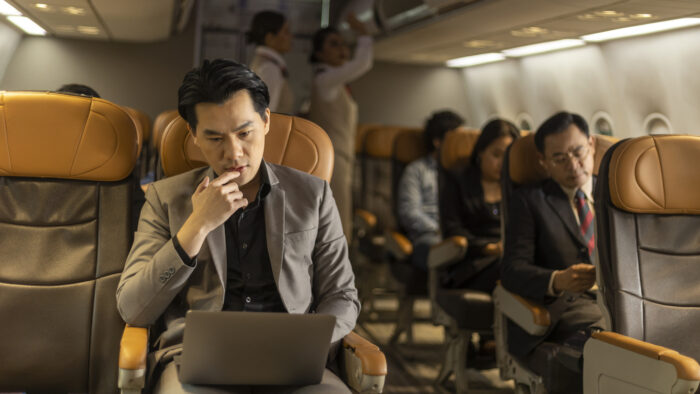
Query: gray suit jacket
116 162 360 355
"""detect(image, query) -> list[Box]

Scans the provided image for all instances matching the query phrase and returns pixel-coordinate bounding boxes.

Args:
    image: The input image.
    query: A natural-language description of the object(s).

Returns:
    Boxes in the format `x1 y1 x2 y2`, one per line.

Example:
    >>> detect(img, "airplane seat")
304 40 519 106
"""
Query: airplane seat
384 127 429 344
352 125 409 320
124 107 153 179
150 109 180 181
355 126 406 254
494 133 617 394
353 123 381 216
427 128 494 392
0 91 139 393
583 135 700 394
119 113 387 394
124 107 152 183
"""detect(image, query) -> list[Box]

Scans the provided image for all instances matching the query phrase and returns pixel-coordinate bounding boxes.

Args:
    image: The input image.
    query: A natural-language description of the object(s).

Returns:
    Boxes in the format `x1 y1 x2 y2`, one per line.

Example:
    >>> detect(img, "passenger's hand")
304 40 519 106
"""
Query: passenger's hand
176 171 247 258
346 13 368 36
552 264 596 293
190 171 247 234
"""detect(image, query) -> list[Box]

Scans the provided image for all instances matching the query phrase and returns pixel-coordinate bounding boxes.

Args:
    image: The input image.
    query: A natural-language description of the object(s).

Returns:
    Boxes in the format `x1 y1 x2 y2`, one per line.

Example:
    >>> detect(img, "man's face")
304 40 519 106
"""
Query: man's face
191 90 270 187
540 124 595 189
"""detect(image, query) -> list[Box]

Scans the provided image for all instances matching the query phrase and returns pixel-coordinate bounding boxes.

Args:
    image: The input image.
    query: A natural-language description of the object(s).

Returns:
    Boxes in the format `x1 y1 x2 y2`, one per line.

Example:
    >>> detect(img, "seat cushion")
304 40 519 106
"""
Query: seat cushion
435 288 493 330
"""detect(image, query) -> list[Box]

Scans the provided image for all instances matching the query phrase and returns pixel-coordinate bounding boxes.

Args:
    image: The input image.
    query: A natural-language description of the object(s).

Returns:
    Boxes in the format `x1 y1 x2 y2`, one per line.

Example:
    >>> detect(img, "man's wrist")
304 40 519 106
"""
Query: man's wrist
177 215 211 258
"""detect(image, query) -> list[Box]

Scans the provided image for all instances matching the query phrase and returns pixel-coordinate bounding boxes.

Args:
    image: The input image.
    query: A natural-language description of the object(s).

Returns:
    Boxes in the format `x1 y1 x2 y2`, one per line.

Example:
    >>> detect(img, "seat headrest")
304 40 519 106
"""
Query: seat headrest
364 126 408 159
509 133 618 185
440 128 480 169
356 124 380 154
152 109 180 151
161 113 334 182
122 107 144 156
608 135 700 214
393 128 425 164
124 107 151 142
0 91 139 181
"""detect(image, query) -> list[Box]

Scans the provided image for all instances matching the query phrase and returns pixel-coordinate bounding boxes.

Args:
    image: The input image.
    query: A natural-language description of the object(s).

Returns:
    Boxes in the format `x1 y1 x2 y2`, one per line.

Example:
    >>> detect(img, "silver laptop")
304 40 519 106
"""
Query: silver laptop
178 310 336 386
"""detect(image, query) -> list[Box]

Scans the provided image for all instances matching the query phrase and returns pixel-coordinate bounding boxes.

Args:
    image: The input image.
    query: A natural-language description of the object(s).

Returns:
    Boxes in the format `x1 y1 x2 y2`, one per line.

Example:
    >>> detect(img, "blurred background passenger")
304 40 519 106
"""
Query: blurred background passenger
57 83 100 98
246 10 294 114
397 110 465 271
308 14 373 240
439 118 520 292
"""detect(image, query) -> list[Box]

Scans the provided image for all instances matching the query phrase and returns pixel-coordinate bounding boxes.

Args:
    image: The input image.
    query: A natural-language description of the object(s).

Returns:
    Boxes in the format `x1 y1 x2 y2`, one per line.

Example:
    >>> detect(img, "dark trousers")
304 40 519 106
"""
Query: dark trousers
525 295 604 394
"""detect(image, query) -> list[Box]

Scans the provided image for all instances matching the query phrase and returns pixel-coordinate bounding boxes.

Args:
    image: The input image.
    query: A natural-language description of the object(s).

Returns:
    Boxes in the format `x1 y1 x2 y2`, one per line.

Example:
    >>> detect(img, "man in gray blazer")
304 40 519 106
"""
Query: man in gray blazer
116 59 359 393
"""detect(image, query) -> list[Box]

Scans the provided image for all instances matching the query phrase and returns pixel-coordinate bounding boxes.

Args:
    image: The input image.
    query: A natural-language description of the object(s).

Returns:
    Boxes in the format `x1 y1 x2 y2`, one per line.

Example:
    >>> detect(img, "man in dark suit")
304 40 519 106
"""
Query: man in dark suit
117 59 359 393
501 111 603 394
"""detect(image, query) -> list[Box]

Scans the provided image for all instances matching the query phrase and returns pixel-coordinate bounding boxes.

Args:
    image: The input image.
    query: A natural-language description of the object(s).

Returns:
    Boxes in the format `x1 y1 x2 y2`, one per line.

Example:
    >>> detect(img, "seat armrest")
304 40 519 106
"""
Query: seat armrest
427 236 468 270
493 283 550 336
583 331 700 394
118 325 148 393
355 209 377 238
342 332 387 393
385 231 413 261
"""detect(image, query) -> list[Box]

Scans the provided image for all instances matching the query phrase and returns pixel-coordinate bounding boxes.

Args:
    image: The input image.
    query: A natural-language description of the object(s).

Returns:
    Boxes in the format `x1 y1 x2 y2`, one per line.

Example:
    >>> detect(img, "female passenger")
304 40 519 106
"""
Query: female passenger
308 14 373 240
246 11 294 114
439 119 520 292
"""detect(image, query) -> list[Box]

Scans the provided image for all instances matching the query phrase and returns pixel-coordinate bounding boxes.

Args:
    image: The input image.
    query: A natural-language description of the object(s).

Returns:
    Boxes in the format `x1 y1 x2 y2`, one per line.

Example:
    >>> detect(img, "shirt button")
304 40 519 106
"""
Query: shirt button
245 296 252 303
242 243 248 249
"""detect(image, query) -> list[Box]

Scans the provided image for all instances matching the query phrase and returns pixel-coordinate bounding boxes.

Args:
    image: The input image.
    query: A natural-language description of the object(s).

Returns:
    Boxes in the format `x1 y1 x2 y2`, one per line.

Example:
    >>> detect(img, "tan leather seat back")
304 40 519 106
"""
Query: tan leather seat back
0 91 139 181
440 128 480 170
508 133 618 186
359 126 411 230
152 109 180 151
596 135 700 365
160 113 334 182
0 91 138 392
124 107 152 143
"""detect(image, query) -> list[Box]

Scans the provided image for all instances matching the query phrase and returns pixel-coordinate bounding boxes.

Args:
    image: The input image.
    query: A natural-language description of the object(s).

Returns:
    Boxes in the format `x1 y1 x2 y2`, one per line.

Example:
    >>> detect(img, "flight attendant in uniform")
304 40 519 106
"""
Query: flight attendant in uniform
247 10 295 114
308 14 373 240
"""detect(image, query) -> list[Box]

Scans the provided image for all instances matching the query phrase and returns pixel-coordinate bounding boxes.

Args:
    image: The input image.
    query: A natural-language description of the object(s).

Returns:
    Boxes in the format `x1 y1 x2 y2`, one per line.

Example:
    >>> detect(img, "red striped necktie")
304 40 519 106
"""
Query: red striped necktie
575 189 595 258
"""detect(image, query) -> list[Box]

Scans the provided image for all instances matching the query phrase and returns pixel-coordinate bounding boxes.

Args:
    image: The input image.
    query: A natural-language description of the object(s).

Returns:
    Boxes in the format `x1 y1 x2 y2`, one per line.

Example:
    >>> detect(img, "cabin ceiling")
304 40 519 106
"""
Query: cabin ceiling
4 0 700 56
7 0 177 42
376 0 700 65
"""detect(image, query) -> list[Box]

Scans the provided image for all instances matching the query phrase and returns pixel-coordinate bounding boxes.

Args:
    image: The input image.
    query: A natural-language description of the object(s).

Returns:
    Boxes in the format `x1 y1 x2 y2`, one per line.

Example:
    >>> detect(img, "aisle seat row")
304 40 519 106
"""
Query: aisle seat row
352 120 700 394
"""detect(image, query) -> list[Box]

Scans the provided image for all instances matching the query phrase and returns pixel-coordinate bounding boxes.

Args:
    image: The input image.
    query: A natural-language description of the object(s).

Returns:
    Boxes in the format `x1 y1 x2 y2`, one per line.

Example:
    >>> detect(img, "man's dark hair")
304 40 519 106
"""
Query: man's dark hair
177 59 269 132
57 83 100 98
534 111 589 153
424 110 464 153
246 11 286 46
470 118 520 168
309 27 339 63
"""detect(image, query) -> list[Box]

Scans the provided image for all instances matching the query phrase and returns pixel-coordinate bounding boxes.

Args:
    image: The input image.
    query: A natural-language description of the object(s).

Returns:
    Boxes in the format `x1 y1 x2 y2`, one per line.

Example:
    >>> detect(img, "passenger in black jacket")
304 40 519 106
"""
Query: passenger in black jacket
501 112 604 394
439 119 519 292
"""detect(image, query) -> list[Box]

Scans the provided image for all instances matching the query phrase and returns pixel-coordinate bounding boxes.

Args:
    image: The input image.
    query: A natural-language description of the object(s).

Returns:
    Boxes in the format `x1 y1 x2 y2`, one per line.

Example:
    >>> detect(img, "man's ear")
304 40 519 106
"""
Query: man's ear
263 108 271 135
537 152 547 168
187 123 199 146
589 135 596 155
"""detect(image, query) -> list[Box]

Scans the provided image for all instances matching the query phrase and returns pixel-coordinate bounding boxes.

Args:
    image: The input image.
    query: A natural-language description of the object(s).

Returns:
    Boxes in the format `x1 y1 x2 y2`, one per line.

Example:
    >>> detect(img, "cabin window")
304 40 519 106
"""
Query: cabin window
591 112 614 136
643 113 672 135
516 113 534 131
